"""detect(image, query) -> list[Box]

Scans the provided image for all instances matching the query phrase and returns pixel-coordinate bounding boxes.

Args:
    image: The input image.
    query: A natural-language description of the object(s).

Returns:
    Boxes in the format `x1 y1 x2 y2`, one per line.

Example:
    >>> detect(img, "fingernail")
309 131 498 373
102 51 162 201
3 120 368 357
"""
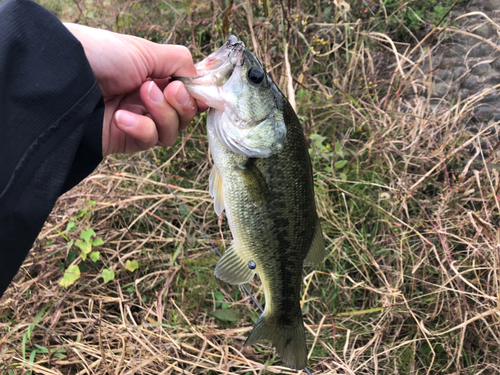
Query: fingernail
116 111 137 128
175 84 190 106
148 81 164 103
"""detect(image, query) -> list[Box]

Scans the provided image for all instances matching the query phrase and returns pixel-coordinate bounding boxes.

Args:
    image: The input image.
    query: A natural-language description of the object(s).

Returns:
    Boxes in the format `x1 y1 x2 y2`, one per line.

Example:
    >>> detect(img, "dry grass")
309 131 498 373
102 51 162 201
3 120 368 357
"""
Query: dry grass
2 0 500 374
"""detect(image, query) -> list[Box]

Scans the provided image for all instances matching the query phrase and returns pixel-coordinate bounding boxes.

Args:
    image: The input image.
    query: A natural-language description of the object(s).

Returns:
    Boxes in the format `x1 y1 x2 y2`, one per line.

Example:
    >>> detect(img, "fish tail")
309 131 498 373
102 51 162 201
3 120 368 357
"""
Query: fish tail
244 313 307 370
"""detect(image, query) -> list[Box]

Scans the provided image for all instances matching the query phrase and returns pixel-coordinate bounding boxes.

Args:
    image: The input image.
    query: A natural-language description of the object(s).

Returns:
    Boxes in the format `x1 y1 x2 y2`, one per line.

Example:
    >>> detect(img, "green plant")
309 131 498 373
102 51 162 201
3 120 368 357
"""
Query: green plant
380 0 458 38
58 199 111 287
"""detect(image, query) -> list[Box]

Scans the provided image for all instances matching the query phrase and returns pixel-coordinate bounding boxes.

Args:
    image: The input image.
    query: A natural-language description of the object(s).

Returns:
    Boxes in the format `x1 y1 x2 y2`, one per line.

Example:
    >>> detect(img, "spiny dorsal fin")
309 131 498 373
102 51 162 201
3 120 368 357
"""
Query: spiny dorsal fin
304 220 325 267
209 165 225 216
214 243 255 285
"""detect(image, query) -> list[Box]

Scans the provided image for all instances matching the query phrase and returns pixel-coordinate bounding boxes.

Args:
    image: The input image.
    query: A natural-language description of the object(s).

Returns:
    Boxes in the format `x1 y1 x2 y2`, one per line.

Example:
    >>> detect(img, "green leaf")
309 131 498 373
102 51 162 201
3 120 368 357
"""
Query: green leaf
247 310 260 324
89 251 100 262
60 265 80 288
80 228 95 243
335 140 343 156
100 269 115 284
76 208 88 219
171 242 183 264
67 250 77 265
92 237 104 247
334 160 348 169
65 221 76 232
212 308 241 322
309 134 324 141
54 228 68 242
214 291 224 302
309 134 326 147
67 239 74 250
75 239 92 260
34 344 49 354
29 349 37 371
125 260 139 272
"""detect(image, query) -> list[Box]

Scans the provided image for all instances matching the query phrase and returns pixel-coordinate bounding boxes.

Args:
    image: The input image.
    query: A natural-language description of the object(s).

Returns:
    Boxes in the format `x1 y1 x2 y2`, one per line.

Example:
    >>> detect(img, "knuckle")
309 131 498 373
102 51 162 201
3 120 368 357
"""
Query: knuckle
175 45 192 60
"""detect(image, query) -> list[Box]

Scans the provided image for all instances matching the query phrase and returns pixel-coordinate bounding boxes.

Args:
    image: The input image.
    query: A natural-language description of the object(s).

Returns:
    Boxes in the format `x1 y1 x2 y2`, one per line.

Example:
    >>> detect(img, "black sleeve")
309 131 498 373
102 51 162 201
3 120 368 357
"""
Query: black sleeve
0 0 104 297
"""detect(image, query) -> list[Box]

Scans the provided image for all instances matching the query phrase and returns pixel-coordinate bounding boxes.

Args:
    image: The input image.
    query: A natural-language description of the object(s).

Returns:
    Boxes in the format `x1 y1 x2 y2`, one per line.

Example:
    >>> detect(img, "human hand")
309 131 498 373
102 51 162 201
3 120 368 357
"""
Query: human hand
64 23 208 156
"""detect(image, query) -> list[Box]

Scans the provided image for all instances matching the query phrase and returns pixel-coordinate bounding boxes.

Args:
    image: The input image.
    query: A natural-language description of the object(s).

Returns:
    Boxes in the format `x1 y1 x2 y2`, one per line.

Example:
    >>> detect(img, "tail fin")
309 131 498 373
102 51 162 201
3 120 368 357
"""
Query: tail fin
244 314 307 370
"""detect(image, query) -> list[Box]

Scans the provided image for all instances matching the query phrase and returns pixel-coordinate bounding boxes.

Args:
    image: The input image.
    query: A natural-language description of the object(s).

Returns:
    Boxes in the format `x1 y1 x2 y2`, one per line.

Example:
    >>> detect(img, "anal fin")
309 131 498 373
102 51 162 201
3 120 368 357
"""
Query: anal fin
214 243 255 285
209 165 225 216
304 219 325 267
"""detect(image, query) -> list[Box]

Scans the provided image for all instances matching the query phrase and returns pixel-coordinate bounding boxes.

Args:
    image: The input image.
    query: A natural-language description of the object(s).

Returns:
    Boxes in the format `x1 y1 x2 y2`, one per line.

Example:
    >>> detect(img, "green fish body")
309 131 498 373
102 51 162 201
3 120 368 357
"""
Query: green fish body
176 36 324 370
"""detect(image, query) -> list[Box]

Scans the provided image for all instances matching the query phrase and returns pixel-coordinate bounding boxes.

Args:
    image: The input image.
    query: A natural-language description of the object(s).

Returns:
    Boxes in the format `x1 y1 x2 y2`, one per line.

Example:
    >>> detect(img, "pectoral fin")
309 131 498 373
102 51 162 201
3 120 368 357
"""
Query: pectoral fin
304 220 325 267
209 165 225 216
215 242 255 285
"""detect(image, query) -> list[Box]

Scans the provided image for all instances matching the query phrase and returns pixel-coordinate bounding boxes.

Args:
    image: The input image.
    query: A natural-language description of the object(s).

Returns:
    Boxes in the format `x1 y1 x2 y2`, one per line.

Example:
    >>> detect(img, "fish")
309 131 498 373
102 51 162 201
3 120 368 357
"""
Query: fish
172 36 325 370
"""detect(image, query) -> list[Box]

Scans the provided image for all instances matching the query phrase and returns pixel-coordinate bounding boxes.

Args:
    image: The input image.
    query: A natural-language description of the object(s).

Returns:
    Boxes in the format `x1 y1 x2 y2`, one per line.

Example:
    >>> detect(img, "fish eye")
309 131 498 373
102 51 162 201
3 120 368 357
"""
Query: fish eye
247 67 265 85
248 260 257 270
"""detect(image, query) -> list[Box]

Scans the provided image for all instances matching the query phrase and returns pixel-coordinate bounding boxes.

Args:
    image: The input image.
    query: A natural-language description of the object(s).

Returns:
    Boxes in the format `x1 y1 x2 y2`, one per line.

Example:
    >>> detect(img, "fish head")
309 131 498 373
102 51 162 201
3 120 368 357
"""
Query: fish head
183 35 245 87
176 36 286 158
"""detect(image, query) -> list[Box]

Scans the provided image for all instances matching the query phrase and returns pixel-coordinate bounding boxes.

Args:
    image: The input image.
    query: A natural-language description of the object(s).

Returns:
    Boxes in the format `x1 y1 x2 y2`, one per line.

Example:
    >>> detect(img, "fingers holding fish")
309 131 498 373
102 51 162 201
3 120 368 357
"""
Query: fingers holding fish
108 90 159 152
108 79 203 153
113 108 159 150
134 80 192 146
163 80 202 133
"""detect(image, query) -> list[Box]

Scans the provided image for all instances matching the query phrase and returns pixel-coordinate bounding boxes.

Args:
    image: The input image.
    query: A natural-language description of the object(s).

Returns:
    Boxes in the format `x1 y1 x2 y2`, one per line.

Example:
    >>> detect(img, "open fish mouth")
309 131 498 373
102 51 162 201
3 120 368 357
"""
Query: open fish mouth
170 35 245 87
195 35 244 75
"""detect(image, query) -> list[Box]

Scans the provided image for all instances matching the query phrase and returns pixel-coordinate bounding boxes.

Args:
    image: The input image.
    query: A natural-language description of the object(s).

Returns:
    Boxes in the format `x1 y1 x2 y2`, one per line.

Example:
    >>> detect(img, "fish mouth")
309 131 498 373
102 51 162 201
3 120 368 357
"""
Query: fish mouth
170 35 245 86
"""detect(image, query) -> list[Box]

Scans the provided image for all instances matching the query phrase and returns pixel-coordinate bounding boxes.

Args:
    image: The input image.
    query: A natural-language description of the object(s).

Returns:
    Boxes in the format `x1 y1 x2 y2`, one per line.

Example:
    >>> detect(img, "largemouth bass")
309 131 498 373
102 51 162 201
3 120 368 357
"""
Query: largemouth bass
172 36 324 370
